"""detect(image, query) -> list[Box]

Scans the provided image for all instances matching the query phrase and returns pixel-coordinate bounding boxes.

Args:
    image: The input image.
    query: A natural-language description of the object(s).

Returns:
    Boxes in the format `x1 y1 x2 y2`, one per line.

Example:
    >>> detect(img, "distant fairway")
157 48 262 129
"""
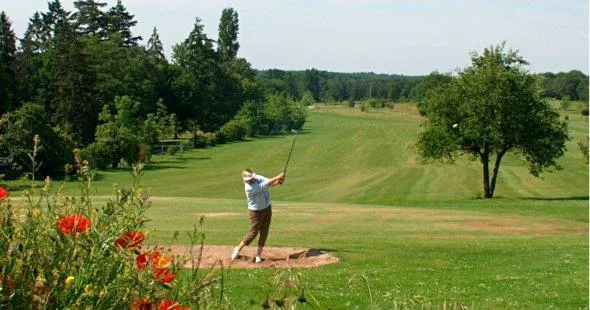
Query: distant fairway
8 104 588 308
60 103 588 203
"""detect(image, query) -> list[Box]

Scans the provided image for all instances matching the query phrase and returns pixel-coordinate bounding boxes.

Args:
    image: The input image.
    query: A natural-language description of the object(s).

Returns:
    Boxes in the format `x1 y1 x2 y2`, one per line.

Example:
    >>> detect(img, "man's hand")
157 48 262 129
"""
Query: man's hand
278 173 286 184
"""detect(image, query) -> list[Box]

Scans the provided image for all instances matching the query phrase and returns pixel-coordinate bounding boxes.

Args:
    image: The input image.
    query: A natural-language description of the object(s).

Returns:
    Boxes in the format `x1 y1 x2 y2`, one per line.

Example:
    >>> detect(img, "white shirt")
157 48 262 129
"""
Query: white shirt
244 175 271 211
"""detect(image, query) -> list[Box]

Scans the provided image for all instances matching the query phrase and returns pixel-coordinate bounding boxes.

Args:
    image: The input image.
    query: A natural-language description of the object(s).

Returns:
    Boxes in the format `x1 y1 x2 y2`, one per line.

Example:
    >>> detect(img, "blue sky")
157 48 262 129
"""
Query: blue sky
3 0 588 75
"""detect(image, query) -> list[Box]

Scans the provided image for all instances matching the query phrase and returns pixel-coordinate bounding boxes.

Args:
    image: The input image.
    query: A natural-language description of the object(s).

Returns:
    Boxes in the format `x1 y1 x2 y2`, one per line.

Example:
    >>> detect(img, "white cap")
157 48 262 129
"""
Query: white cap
242 170 256 181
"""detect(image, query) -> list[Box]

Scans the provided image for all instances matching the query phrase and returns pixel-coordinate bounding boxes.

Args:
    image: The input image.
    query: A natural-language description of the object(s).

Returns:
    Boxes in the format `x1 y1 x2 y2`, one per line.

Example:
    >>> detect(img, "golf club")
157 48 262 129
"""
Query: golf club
280 129 298 184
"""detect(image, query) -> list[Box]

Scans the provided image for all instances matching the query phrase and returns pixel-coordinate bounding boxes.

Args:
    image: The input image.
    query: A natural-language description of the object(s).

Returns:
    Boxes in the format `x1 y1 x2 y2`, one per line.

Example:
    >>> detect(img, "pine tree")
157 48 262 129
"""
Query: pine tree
49 8 98 145
104 0 141 46
41 0 71 42
147 26 165 61
72 0 107 38
217 7 240 62
15 12 49 106
0 11 17 113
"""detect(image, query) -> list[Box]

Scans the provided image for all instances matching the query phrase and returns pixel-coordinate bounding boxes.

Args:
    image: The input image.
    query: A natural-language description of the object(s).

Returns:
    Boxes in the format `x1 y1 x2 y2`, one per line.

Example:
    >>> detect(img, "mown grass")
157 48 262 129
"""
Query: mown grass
4 103 588 308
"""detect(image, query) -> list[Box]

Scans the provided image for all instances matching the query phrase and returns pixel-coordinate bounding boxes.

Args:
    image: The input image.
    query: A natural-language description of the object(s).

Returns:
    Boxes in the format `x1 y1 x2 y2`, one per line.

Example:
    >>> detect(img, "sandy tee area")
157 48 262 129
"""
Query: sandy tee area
165 245 339 269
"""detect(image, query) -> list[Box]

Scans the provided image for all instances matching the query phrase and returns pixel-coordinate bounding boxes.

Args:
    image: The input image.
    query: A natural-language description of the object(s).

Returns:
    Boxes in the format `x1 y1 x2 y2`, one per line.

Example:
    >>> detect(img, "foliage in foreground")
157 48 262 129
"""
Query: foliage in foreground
0 148 221 308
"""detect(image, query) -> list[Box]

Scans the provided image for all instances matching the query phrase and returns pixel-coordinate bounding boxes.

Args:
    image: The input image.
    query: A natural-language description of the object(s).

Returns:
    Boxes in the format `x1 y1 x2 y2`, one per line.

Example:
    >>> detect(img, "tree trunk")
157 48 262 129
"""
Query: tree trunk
489 149 508 198
481 145 493 198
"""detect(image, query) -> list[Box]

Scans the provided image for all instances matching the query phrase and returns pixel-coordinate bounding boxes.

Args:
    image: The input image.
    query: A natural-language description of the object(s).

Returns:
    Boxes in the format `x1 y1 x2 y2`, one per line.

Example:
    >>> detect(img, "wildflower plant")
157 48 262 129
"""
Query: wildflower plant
0 138 220 308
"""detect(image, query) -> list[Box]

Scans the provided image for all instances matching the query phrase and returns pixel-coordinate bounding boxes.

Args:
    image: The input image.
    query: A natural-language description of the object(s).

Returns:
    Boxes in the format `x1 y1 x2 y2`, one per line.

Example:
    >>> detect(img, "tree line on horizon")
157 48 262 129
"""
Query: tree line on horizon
255 68 588 105
0 1 586 180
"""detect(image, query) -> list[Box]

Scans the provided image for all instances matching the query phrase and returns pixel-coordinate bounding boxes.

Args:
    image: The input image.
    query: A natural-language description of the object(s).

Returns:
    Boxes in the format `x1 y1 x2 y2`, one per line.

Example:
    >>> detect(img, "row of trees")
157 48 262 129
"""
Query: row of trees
0 1 307 178
255 68 589 105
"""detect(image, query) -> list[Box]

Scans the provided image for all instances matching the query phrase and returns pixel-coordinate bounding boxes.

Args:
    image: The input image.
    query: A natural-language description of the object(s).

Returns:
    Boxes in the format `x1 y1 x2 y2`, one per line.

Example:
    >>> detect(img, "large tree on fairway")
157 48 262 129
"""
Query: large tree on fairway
417 43 569 198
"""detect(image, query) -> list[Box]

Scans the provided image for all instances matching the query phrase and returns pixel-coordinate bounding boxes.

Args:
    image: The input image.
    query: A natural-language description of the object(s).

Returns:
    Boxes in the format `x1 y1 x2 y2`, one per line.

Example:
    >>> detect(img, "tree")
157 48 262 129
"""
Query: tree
417 43 569 198
172 17 218 132
14 12 47 106
0 11 17 113
72 0 107 38
89 96 143 168
300 90 316 106
146 27 165 61
104 0 141 46
411 71 454 115
47 7 98 145
0 103 73 179
217 7 240 62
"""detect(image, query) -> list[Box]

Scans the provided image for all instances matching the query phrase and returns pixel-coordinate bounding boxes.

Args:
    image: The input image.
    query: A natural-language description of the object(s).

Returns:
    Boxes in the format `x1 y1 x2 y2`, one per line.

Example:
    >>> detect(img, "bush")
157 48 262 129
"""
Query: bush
367 98 383 109
192 131 209 148
167 145 180 155
214 130 226 145
581 108 589 116
204 132 217 147
220 120 247 142
82 143 112 170
0 104 73 179
137 143 151 163
181 140 193 151
0 151 220 308
359 102 368 112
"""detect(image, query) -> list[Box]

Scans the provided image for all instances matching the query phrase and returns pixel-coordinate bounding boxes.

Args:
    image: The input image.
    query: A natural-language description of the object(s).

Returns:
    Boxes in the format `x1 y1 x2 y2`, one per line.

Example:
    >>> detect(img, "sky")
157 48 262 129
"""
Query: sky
2 0 588 75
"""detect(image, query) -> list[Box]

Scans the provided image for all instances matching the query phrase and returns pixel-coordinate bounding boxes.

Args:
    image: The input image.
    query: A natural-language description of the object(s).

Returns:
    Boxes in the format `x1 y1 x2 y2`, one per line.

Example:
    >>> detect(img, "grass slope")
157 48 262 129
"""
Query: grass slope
6 103 589 308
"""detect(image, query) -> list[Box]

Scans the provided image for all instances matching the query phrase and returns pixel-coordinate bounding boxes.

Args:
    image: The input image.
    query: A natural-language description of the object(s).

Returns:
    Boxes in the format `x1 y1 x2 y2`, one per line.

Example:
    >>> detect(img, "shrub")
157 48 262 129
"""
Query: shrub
220 120 247 142
181 140 194 151
367 98 383 109
359 102 368 112
347 100 355 108
81 143 112 170
0 150 220 308
0 104 73 179
192 131 209 148
581 108 589 116
578 137 589 164
214 130 226 145
204 132 217 147
560 97 572 111
167 145 180 155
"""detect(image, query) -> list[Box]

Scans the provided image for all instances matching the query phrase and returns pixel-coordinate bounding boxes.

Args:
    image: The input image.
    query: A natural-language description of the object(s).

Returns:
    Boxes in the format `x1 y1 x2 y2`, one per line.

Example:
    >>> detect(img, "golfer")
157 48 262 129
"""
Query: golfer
231 169 285 263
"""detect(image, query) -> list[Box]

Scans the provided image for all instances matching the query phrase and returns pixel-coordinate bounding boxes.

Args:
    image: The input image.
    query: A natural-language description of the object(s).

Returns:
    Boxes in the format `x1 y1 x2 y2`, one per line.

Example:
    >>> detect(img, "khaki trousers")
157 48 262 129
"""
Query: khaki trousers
242 206 272 247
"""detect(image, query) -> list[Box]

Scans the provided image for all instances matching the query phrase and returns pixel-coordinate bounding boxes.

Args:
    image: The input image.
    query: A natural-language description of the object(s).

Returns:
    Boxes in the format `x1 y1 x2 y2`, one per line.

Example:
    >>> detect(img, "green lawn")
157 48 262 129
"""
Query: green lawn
5 103 589 308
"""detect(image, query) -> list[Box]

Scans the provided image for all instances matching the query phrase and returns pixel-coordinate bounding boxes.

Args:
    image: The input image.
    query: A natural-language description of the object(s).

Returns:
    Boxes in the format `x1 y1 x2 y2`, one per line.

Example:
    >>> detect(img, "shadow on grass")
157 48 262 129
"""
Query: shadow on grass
142 164 188 171
520 196 589 201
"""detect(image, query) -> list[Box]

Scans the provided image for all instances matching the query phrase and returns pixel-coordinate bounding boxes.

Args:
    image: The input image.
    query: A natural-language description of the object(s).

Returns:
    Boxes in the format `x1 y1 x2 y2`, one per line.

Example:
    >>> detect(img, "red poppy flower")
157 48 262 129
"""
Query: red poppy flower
115 231 145 249
131 299 153 310
0 187 7 199
135 251 171 270
57 214 91 236
157 300 188 310
152 251 171 269
153 268 176 284
136 253 149 270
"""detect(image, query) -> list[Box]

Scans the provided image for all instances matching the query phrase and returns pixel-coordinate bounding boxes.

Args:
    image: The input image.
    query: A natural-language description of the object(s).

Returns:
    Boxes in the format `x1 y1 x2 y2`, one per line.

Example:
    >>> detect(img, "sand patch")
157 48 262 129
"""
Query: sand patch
164 245 340 269
195 212 241 218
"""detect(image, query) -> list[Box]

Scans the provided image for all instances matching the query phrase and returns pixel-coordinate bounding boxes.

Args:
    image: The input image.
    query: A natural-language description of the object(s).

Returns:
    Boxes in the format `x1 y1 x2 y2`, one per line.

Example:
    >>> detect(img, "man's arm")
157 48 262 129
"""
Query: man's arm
268 172 285 187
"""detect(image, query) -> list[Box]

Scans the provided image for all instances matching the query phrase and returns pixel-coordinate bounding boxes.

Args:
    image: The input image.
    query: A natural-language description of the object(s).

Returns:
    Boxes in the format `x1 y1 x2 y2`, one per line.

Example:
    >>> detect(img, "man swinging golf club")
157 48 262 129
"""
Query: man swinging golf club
231 169 285 263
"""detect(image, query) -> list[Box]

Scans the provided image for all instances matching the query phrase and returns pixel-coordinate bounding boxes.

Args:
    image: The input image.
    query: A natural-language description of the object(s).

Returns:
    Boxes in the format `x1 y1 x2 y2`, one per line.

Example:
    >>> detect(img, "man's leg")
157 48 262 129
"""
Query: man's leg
255 207 272 261
233 210 262 260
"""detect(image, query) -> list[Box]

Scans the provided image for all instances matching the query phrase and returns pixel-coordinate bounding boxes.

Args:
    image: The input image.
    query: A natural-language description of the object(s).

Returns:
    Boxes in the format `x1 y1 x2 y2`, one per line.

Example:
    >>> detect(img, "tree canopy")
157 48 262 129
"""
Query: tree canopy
417 43 569 198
